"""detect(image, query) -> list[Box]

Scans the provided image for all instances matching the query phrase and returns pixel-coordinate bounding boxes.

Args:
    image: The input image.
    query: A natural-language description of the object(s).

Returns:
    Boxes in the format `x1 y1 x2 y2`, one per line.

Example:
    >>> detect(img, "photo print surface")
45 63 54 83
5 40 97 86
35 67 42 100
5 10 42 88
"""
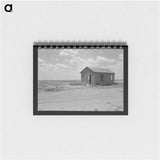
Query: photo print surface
33 42 128 115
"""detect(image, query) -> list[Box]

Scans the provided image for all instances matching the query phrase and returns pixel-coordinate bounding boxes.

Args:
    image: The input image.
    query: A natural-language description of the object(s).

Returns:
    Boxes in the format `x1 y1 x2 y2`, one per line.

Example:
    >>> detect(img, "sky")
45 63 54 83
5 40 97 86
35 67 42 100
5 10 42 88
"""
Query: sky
38 48 123 80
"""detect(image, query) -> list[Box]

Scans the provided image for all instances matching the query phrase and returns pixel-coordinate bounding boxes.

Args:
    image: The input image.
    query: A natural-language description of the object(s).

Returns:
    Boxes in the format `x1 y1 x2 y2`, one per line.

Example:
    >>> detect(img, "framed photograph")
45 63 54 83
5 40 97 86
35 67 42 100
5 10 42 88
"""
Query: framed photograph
33 42 128 115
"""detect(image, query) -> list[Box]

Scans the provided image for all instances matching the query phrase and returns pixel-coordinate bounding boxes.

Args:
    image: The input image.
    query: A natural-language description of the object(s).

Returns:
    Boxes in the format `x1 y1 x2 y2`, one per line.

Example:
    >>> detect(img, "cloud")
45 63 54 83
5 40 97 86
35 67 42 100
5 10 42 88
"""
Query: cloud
38 57 51 72
56 63 71 69
64 55 123 79
96 56 115 63
59 49 79 57
65 55 115 71
38 57 71 73
38 57 45 63
105 61 123 79
96 55 123 79
118 54 123 61
65 56 84 65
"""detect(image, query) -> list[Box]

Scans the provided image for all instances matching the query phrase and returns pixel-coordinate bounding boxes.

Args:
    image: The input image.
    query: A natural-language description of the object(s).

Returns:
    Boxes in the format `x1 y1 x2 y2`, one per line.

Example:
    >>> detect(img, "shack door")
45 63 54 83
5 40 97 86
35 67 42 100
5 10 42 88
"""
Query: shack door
88 75 91 84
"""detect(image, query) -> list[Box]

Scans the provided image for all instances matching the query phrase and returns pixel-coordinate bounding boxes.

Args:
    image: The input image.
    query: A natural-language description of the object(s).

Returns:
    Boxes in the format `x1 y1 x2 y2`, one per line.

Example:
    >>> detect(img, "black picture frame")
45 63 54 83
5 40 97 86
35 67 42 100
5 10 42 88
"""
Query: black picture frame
33 42 128 115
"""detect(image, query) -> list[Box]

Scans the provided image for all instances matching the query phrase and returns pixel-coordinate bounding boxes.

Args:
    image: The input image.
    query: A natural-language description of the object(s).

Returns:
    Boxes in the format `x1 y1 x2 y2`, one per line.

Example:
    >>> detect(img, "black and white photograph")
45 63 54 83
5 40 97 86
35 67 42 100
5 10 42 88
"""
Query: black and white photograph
34 42 128 115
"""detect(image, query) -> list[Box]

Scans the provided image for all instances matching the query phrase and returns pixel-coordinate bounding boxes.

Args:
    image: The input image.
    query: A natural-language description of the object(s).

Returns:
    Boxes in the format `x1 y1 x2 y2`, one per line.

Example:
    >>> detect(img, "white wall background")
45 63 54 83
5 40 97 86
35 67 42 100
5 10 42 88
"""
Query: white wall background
1 1 159 159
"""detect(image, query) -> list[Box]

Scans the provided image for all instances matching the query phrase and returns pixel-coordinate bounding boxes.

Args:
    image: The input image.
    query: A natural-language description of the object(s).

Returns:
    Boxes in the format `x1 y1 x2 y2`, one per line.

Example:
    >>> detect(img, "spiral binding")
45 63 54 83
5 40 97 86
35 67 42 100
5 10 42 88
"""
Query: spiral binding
34 41 127 49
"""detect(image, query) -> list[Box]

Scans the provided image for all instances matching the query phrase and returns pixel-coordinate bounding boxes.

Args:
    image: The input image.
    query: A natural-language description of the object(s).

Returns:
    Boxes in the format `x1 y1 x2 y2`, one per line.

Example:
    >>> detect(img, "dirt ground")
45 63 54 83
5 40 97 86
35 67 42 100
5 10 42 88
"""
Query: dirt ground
38 85 123 111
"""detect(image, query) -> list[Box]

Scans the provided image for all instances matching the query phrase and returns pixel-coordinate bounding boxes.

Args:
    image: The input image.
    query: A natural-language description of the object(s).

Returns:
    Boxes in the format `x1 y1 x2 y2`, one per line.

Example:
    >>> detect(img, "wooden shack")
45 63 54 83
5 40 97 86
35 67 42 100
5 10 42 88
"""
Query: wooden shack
80 67 115 86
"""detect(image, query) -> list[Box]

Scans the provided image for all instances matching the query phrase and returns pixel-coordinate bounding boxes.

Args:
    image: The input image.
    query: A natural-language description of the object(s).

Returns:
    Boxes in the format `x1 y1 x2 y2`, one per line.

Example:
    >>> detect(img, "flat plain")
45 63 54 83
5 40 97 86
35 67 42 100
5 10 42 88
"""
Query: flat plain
38 80 123 111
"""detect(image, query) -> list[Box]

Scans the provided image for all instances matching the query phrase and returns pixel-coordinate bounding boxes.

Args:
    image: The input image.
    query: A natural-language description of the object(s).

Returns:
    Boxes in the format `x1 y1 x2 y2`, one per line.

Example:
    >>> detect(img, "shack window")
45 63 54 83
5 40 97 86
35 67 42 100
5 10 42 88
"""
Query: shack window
100 74 104 81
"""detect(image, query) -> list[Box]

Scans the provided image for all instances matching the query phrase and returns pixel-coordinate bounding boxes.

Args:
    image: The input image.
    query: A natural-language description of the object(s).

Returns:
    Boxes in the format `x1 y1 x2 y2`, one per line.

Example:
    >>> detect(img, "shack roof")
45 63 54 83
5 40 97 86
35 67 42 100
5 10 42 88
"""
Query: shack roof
80 67 114 73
